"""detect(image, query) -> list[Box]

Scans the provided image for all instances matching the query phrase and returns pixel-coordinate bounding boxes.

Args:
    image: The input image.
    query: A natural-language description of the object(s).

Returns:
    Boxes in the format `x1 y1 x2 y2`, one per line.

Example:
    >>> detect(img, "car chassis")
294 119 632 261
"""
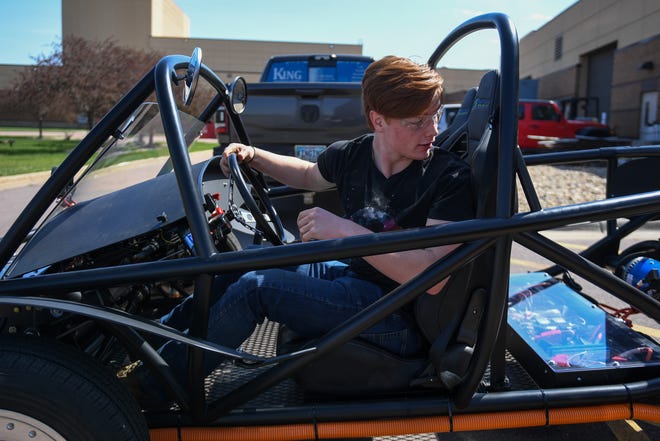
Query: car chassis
0 12 658 441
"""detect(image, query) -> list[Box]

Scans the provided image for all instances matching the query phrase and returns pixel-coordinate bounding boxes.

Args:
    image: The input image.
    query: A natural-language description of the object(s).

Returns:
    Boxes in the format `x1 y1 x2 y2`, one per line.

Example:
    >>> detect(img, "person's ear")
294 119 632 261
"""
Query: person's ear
370 111 386 131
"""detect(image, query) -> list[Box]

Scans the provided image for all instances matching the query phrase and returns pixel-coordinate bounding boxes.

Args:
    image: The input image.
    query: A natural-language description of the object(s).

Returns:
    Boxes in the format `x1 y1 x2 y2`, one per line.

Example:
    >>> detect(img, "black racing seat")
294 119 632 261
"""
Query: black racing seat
434 87 477 155
437 71 499 162
281 70 502 399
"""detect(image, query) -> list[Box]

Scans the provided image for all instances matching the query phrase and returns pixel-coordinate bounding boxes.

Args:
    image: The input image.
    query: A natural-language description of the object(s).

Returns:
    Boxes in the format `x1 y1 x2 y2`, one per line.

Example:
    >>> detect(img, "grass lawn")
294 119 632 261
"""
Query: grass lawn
0 136 78 176
0 135 213 176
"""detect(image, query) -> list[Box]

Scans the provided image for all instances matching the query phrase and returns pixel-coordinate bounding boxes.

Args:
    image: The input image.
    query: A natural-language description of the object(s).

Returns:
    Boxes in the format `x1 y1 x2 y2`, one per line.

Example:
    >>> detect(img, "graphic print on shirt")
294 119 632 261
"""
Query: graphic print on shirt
349 188 400 233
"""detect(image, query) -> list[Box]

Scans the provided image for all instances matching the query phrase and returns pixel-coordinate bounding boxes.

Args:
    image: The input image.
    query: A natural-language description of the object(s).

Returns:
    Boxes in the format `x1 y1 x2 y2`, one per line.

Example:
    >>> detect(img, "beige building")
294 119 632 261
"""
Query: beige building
12 0 656 139
520 0 660 141
0 0 482 112
0 0 362 95
59 0 488 93
61 0 362 83
438 68 490 104
0 0 368 125
0 66 22 91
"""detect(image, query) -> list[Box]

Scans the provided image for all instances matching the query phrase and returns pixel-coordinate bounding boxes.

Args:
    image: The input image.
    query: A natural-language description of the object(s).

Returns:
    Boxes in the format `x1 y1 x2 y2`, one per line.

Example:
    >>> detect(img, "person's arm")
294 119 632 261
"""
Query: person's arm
220 143 333 192
297 210 457 295
361 218 458 295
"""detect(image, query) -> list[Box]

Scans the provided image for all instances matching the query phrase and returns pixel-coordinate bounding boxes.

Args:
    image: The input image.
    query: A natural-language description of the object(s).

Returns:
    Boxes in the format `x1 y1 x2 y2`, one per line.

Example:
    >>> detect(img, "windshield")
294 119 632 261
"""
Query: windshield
50 103 205 218
2 104 206 278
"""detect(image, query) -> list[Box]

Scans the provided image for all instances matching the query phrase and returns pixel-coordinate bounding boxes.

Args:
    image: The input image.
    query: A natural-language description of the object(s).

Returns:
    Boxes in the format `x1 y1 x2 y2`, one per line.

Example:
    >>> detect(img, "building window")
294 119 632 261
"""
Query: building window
554 36 563 61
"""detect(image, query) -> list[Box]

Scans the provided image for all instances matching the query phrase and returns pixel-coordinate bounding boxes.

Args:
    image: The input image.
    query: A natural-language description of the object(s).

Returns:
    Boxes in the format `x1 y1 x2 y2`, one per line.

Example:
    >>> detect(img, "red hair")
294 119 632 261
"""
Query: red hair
362 55 444 129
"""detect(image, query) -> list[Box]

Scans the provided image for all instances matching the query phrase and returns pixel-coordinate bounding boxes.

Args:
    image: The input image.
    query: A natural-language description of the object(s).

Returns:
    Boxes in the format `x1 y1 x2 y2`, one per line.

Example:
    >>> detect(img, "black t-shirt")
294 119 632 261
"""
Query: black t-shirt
317 134 475 290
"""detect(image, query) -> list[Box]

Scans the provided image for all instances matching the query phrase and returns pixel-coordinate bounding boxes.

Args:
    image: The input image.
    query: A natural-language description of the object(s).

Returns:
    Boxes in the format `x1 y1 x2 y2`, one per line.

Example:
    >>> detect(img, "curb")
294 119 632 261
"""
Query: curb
0 150 216 192
0 171 50 190
551 220 660 232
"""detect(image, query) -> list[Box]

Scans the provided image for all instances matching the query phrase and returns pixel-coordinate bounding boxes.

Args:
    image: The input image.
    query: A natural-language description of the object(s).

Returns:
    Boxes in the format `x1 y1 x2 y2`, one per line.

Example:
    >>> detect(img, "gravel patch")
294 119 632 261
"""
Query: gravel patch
517 164 606 211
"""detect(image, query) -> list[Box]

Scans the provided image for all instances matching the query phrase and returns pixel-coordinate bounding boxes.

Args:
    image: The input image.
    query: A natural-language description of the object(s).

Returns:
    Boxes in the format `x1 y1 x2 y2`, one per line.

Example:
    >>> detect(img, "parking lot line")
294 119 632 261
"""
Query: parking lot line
631 324 660 338
510 258 548 270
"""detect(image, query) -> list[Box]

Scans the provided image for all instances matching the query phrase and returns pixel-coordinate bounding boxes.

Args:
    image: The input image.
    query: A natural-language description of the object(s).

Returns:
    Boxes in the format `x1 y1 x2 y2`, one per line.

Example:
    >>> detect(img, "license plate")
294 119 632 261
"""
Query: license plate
294 145 326 162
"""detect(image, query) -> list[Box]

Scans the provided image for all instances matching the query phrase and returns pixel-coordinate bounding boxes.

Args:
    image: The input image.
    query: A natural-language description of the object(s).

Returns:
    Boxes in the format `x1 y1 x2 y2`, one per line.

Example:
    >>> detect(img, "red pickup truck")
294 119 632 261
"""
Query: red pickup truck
518 99 613 150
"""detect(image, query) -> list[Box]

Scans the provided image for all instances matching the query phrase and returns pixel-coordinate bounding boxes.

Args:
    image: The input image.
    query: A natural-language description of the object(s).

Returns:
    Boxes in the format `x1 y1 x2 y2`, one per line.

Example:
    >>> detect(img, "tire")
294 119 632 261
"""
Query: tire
0 336 149 441
217 231 242 252
576 126 610 137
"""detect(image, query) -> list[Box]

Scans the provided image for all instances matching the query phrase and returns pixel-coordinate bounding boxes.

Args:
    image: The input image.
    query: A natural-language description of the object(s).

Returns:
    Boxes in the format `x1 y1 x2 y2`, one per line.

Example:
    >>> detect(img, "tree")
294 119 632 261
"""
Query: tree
59 36 162 129
8 54 63 138
1 37 227 134
3 38 163 134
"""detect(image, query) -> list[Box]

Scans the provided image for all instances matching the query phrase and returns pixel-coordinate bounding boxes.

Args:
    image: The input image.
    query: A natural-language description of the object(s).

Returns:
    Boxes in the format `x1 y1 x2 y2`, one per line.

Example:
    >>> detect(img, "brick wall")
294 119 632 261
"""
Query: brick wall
537 66 578 100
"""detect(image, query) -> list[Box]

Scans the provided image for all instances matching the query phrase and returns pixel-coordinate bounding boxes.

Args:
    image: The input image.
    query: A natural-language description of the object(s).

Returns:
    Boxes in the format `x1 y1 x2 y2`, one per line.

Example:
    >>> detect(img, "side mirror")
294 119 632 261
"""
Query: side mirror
183 47 202 106
229 76 247 114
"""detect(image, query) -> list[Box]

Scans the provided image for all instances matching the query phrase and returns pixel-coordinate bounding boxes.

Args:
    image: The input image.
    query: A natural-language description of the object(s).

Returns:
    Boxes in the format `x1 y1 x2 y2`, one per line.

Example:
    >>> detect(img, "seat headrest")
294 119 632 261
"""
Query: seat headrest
434 87 478 152
466 70 499 142
448 88 477 130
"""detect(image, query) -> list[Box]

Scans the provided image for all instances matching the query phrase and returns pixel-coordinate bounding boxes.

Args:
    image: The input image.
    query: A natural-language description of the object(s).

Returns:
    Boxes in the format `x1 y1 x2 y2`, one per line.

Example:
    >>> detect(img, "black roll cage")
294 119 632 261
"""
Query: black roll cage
0 12 659 424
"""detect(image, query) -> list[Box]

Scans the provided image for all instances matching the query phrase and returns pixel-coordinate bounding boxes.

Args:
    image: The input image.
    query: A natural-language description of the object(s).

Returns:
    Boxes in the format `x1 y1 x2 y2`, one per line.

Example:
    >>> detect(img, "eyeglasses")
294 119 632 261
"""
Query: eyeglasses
399 110 441 131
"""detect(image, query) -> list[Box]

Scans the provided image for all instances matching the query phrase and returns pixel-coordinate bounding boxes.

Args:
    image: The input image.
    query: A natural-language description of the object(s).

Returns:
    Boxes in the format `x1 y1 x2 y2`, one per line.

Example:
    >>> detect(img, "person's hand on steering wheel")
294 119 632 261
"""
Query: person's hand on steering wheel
220 143 255 176
221 143 286 245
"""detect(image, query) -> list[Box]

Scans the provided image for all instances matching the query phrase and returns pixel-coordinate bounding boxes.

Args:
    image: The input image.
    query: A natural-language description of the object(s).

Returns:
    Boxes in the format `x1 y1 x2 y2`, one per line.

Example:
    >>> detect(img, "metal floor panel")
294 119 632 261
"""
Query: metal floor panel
203 320 540 441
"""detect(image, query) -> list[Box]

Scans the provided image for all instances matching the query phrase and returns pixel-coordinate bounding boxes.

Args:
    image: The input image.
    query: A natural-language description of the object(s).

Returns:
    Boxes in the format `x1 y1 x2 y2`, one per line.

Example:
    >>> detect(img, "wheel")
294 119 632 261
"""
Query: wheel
227 153 286 244
576 126 610 137
0 336 149 441
217 230 243 252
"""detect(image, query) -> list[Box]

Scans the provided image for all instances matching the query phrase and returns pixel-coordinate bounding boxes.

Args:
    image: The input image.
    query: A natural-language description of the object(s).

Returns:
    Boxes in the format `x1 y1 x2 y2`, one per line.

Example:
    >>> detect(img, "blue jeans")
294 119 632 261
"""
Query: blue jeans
158 261 424 381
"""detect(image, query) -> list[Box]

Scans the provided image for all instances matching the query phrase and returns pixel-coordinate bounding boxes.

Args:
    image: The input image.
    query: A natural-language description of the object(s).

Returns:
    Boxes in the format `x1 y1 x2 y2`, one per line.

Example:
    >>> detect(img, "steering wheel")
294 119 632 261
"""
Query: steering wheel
227 153 286 245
